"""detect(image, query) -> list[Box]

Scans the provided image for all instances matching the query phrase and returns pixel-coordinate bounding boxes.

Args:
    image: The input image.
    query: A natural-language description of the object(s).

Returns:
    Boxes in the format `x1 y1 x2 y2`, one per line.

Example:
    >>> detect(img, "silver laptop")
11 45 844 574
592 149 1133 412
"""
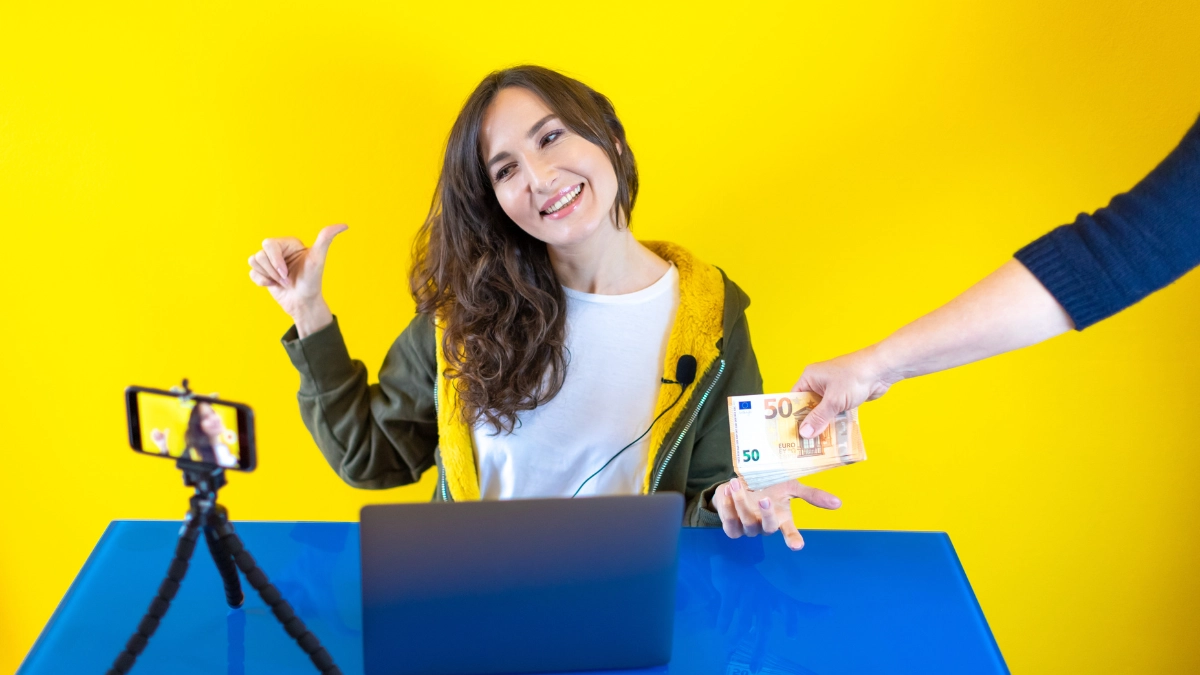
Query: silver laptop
360 493 683 675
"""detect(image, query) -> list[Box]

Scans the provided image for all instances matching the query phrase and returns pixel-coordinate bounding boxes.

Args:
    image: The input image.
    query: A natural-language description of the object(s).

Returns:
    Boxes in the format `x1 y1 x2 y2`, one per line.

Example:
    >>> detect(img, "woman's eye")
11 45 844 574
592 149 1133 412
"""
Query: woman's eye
541 129 565 147
494 165 514 181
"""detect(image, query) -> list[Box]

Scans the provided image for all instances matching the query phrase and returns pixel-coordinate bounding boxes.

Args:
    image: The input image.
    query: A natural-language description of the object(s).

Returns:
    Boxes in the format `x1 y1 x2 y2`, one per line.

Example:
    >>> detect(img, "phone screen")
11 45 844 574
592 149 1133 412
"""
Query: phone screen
126 387 256 471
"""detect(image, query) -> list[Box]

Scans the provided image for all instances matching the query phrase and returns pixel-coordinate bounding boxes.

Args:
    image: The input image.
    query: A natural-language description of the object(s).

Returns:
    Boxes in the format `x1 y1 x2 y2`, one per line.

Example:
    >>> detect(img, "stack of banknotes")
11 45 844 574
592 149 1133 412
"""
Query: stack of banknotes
727 392 866 491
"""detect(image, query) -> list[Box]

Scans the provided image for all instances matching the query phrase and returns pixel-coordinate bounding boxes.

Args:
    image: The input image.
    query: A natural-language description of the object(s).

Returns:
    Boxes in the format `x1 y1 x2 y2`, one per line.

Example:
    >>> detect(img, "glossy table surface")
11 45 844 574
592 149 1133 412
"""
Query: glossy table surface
20 521 1007 675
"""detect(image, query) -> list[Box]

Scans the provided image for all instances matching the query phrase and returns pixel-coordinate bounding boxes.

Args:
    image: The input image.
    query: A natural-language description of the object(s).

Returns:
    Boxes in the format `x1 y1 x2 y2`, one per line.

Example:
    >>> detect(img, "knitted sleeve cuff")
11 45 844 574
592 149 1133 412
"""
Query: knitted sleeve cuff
1014 229 1107 331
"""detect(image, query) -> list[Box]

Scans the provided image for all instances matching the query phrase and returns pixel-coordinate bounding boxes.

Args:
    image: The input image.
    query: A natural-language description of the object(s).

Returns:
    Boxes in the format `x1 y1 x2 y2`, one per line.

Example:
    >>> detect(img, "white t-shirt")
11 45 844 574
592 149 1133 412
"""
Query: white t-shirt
474 265 680 499
214 442 237 468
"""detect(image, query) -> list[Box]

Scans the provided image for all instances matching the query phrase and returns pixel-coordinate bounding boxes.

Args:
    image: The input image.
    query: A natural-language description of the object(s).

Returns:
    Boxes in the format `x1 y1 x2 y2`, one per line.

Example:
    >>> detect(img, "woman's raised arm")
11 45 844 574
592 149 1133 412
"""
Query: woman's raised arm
249 226 440 488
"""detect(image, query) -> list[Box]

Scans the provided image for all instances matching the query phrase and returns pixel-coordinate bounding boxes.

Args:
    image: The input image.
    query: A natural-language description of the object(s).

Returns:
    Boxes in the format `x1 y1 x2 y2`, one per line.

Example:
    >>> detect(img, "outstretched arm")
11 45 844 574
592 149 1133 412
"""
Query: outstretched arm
795 112 1200 438
793 259 1071 437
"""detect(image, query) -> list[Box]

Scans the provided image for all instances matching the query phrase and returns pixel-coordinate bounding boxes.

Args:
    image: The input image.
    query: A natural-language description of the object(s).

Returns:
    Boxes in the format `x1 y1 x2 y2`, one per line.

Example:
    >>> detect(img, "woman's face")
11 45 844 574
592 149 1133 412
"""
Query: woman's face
480 87 620 249
198 403 224 439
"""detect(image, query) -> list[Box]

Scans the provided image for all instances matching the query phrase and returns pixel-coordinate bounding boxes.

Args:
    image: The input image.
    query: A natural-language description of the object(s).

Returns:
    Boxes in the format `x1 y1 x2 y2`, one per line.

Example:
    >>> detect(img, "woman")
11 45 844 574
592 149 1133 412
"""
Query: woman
249 66 840 549
184 402 238 468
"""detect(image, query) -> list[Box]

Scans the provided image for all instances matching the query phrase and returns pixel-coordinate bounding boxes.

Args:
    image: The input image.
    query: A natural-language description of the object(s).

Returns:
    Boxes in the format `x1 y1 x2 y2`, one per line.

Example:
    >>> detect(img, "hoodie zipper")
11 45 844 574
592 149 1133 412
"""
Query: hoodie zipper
434 379 451 502
650 358 725 493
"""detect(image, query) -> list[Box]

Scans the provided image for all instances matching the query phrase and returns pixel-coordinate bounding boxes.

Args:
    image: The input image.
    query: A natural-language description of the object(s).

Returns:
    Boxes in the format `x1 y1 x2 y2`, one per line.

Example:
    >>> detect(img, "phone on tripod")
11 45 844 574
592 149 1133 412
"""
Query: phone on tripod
125 386 257 471
111 385 340 675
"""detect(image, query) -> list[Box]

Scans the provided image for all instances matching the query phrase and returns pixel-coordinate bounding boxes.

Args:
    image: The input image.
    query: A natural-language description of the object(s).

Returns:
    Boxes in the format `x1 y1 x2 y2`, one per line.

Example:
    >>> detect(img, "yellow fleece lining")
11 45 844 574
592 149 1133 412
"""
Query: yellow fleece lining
434 326 482 501
433 240 726 501
639 241 725 492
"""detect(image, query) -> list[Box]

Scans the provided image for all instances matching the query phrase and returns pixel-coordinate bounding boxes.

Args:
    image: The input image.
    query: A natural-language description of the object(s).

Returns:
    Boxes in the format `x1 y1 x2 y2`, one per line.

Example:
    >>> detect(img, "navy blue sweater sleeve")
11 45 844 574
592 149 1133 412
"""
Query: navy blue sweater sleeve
1015 114 1200 330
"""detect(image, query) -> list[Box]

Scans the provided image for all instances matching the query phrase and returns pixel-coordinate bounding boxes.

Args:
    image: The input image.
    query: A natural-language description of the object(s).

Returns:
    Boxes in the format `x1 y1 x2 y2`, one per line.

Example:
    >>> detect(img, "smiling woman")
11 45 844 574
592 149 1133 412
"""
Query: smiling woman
247 65 841 548
413 70 640 432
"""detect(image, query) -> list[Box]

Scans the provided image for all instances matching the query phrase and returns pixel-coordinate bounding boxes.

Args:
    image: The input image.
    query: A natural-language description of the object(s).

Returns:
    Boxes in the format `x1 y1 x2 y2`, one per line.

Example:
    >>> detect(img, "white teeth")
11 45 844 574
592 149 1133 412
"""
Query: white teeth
545 185 582 214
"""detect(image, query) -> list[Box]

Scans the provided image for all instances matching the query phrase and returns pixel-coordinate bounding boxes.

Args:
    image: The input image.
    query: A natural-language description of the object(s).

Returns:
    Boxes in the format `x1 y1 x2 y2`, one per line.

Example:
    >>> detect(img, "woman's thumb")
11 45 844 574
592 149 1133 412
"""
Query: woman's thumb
311 224 349 262
798 398 840 439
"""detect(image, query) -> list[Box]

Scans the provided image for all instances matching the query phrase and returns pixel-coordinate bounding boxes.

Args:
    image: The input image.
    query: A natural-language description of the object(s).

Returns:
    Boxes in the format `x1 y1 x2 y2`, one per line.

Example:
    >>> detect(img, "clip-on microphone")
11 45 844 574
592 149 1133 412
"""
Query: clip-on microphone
572 355 698 497
663 354 697 388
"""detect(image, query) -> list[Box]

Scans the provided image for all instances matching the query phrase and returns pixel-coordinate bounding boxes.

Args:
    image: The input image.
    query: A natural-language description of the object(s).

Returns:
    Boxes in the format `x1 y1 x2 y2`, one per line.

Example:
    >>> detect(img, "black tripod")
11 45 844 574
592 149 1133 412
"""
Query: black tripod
108 460 342 674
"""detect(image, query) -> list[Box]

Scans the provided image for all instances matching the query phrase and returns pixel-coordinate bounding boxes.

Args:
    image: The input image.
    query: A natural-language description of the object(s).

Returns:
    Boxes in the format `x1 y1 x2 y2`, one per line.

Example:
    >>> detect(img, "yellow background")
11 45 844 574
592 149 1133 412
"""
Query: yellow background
2 1 1199 672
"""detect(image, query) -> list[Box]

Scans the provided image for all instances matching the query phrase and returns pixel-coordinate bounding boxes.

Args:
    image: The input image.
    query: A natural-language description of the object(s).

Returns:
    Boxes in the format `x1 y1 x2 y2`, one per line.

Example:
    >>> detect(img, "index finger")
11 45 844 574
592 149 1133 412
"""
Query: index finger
778 513 805 551
261 238 290 282
758 498 805 550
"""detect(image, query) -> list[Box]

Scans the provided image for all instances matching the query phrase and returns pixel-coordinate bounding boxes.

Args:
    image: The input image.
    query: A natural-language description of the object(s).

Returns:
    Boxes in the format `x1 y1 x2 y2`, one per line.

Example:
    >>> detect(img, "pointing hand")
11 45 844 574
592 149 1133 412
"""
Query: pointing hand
248 224 348 336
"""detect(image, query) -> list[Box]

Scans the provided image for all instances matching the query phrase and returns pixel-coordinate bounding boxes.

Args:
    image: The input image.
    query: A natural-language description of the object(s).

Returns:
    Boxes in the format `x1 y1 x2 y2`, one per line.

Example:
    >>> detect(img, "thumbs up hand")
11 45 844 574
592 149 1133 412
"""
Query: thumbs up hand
248 224 348 337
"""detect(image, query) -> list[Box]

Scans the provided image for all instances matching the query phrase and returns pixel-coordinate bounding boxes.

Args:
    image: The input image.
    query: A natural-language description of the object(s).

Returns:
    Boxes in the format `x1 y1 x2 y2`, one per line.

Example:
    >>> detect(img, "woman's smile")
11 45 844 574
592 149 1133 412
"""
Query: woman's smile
540 183 585 220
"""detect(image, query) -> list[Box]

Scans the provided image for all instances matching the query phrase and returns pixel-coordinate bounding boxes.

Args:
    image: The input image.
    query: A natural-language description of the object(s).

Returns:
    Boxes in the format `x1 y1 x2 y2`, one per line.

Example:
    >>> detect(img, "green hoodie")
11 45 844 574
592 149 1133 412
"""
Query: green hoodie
281 241 763 527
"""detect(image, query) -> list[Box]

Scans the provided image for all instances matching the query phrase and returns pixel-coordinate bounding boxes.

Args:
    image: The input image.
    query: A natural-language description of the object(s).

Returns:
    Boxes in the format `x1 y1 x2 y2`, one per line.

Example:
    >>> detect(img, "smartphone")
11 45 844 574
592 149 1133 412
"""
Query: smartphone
125 386 257 471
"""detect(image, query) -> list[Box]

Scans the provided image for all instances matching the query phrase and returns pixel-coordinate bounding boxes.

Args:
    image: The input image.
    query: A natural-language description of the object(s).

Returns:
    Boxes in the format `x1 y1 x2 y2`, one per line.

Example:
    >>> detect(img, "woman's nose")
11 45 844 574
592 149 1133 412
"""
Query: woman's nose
527 156 558 192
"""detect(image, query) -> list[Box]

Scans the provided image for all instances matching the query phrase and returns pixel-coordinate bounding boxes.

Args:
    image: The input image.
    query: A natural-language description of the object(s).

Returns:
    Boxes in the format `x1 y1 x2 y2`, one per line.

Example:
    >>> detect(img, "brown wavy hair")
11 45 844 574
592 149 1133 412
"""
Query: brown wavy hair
409 66 639 433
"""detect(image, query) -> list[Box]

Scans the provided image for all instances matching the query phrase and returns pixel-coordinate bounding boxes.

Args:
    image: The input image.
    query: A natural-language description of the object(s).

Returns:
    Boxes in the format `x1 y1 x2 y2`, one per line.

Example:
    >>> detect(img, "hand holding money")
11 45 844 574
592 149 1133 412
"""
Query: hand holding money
728 392 867 491
792 348 894 438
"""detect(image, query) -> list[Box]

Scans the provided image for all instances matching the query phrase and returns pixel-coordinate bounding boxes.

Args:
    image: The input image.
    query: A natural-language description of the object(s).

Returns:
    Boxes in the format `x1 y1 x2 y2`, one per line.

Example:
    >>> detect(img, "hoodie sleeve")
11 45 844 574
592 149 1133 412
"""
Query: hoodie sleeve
281 314 439 489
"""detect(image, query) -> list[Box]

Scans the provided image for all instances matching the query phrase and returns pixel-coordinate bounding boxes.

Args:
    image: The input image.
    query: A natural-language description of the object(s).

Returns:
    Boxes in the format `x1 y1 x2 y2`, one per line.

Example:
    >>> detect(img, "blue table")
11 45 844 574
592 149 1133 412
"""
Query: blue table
19 522 1007 674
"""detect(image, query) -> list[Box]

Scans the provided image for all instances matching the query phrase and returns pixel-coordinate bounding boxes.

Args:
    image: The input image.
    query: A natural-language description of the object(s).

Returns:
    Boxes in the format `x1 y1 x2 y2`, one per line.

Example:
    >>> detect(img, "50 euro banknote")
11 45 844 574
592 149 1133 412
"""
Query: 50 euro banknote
727 393 867 491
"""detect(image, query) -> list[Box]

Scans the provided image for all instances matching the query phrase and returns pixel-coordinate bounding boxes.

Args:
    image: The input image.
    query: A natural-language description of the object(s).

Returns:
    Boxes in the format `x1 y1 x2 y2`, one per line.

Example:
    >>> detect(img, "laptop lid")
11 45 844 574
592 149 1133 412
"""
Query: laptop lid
360 493 683 675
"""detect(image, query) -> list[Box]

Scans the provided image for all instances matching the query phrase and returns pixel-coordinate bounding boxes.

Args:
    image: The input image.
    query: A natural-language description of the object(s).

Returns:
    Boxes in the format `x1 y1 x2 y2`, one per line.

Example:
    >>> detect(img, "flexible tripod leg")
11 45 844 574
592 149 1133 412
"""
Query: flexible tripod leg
111 462 342 674
213 518 343 675
203 505 245 608
107 512 204 675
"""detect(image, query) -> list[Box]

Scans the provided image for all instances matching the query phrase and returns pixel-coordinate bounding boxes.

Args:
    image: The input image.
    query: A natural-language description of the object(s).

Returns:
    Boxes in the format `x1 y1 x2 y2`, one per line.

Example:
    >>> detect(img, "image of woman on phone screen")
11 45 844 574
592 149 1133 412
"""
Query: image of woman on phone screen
248 66 840 550
184 402 238 468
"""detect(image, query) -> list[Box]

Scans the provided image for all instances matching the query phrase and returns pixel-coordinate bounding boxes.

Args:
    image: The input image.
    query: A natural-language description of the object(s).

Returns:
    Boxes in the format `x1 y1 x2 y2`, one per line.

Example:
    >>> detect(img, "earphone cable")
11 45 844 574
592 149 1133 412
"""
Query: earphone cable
571 384 687 498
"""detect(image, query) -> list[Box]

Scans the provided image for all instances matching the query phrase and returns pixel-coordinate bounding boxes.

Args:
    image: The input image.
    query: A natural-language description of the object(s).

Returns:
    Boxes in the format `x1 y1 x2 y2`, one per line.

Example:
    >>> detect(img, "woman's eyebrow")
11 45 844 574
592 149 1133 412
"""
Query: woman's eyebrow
526 114 556 139
487 115 558 168
487 151 511 169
